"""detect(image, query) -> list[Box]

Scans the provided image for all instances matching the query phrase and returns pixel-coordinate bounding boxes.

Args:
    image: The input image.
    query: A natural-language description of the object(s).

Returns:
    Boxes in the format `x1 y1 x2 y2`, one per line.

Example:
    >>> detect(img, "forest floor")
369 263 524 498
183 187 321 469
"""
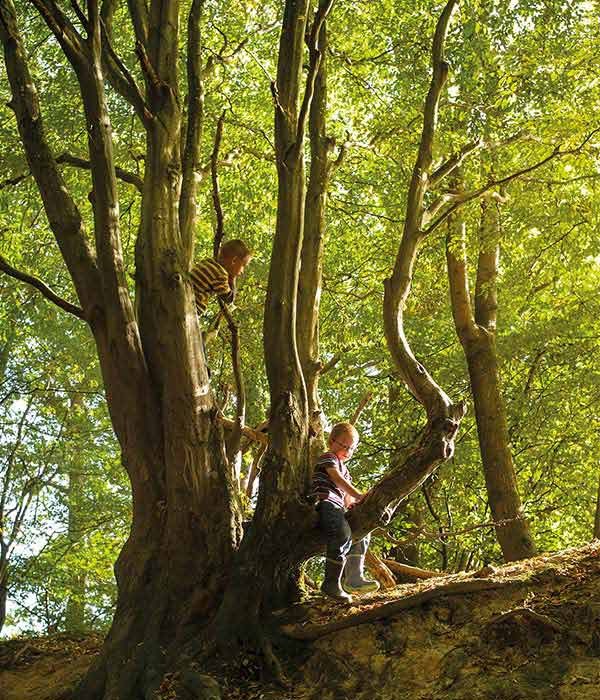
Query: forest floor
2 541 600 700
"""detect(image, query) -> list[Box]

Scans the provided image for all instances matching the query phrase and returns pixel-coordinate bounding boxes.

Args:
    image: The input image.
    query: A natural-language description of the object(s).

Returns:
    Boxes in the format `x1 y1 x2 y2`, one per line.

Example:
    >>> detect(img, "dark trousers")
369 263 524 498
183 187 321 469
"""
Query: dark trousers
317 500 370 564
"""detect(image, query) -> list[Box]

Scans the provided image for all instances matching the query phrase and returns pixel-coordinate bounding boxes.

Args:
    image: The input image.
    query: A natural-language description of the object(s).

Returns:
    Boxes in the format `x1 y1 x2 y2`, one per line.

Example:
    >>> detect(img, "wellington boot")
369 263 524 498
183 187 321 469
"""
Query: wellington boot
321 558 353 603
343 552 380 593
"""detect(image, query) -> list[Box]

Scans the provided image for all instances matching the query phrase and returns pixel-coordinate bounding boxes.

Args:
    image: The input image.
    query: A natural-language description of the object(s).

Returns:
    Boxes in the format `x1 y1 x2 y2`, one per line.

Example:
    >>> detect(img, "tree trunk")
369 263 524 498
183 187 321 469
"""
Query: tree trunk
593 469 600 540
214 2 334 651
0 559 7 633
446 193 536 562
298 21 330 461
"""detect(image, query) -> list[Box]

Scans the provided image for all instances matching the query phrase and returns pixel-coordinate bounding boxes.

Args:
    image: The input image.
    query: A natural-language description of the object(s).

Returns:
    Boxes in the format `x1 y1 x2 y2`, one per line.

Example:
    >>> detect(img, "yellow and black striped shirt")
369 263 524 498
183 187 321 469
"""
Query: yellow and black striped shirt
190 258 233 315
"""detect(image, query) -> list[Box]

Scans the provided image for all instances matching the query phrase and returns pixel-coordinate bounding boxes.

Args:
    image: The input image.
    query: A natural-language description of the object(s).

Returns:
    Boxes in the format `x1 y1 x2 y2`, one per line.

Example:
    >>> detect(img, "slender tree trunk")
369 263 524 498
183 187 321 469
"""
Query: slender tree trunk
0 558 7 633
446 191 536 562
593 470 600 540
298 21 330 461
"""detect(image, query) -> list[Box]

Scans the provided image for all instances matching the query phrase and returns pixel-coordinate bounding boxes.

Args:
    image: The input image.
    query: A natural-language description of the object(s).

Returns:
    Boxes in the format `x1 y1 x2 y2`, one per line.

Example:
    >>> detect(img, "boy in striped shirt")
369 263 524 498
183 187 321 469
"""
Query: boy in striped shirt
190 239 252 317
312 422 379 602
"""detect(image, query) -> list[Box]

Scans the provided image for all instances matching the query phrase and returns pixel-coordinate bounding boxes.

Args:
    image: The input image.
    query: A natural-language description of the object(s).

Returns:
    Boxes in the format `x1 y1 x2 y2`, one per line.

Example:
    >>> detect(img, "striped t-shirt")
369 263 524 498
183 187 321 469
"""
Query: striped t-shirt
311 451 351 508
190 258 233 315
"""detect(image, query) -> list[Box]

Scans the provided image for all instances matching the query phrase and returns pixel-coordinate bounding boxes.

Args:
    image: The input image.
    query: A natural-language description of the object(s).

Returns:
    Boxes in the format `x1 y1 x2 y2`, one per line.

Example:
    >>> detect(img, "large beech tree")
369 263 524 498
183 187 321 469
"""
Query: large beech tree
0 0 470 696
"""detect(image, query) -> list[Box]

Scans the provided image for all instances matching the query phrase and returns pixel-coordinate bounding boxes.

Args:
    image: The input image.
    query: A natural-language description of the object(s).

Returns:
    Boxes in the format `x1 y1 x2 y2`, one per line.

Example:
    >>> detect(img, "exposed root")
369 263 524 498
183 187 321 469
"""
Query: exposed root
282 578 521 641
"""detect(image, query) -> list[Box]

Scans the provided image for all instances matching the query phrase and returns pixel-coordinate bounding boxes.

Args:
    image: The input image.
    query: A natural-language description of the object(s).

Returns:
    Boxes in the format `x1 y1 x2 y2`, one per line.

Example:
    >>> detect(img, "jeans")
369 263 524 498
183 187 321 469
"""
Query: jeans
316 501 370 563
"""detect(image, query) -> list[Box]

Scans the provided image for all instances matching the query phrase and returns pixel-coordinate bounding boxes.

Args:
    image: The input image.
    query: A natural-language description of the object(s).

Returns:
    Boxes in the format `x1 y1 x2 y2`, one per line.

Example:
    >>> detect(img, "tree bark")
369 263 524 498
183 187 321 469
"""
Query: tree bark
298 20 330 460
446 190 536 562
594 470 600 540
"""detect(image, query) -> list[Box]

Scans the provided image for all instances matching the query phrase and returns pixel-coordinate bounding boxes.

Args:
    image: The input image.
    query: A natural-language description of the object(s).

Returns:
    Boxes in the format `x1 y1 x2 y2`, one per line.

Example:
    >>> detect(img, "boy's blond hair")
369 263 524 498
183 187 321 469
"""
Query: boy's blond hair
219 239 252 261
329 422 359 445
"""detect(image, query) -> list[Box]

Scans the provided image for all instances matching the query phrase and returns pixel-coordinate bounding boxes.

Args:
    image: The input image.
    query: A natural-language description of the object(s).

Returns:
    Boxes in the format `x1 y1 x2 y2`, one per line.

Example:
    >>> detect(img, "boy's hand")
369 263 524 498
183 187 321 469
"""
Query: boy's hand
347 493 365 508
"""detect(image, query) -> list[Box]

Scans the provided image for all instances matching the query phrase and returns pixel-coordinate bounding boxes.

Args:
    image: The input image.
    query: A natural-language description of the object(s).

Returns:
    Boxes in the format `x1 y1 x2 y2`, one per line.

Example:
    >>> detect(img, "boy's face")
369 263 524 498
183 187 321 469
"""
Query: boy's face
224 254 252 278
330 432 359 461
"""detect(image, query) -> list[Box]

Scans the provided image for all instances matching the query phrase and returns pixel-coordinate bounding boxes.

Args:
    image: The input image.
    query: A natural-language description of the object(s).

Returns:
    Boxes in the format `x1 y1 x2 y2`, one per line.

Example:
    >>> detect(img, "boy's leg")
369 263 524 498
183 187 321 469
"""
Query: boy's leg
343 532 380 593
316 501 353 602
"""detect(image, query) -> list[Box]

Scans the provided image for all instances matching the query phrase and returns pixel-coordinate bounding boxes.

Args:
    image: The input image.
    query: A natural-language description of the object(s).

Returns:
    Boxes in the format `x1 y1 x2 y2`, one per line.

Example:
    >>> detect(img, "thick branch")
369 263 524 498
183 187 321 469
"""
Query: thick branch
474 196 500 330
126 0 148 49
100 18 151 125
180 0 206 260
296 0 335 148
383 0 458 416
57 152 143 191
0 254 85 319
29 0 85 64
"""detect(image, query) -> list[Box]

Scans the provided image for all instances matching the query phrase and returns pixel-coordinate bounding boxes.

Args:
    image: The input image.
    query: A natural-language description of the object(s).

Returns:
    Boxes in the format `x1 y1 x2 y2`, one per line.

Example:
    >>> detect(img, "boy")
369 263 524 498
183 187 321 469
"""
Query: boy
312 422 379 603
190 239 252 318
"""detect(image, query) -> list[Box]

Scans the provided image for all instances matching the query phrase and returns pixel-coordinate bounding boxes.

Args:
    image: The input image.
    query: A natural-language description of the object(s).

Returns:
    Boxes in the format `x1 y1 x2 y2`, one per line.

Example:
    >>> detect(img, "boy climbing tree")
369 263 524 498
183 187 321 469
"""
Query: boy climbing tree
312 422 380 602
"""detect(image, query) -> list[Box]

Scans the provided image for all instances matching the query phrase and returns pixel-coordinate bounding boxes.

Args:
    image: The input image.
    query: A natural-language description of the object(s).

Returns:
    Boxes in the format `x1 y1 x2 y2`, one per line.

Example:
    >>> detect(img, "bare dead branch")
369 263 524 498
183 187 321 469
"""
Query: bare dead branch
382 559 439 579
0 254 84 319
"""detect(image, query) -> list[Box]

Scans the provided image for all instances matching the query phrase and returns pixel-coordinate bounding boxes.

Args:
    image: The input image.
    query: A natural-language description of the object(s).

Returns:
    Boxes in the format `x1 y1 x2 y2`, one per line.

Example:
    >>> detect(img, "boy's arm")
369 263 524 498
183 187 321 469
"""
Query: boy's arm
211 273 234 304
326 467 363 500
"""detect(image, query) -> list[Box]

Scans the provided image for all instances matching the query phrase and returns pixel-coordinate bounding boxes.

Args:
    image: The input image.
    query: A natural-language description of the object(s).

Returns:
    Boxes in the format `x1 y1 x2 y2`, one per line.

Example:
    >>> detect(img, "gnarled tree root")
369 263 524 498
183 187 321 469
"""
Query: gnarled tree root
282 578 521 641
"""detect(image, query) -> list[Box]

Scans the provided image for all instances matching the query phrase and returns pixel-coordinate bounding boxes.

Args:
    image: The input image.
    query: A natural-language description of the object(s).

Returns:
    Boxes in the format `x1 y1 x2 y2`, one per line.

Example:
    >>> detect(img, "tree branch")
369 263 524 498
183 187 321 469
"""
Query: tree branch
446 199 478 342
0 254 84 319
429 137 484 188
100 17 151 125
57 152 144 191
424 130 600 237
296 0 335 148
218 299 246 478
0 0 102 317
180 0 206 261
211 111 226 258
351 392 373 425
29 0 85 64
383 0 458 416
126 0 149 50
